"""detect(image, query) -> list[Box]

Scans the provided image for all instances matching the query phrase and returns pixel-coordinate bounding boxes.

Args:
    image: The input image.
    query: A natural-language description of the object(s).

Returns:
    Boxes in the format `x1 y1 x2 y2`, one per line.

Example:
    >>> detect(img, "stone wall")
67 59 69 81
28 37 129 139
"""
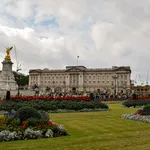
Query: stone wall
0 90 35 99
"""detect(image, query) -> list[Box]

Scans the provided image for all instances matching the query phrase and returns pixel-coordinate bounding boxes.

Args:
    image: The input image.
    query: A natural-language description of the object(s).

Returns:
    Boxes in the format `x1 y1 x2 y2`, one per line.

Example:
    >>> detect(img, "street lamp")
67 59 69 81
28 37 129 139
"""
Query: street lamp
112 75 118 97
63 81 66 93
16 68 21 96
77 56 79 66
52 81 55 93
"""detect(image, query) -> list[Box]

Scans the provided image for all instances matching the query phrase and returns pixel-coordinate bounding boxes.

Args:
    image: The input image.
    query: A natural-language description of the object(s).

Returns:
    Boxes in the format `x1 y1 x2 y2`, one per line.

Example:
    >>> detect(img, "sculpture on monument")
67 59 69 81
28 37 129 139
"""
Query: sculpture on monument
5 46 13 61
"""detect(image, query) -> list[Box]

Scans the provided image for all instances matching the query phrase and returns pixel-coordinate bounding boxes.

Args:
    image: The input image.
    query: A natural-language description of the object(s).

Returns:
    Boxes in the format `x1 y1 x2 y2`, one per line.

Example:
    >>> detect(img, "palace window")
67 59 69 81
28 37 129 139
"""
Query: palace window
121 75 123 79
121 81 123 86
124 75 127 80
124 81 127 85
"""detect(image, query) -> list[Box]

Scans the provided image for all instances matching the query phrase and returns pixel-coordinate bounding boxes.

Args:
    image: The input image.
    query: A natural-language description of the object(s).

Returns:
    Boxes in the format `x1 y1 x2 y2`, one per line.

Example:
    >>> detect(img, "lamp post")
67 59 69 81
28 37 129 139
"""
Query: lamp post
63 81 66 93
52 81 55 93
77 56 79 66
16 68 21 96
112 75 118 97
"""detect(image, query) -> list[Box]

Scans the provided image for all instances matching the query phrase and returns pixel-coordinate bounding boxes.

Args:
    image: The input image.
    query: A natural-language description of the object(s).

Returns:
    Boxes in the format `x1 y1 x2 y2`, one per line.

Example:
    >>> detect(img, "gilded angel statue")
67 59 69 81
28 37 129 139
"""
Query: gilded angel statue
5 46 13 60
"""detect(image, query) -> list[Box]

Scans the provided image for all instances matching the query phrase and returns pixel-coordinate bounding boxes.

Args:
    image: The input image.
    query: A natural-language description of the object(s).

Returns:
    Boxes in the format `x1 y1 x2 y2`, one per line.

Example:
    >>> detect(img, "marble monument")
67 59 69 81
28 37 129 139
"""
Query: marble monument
0 46 17 90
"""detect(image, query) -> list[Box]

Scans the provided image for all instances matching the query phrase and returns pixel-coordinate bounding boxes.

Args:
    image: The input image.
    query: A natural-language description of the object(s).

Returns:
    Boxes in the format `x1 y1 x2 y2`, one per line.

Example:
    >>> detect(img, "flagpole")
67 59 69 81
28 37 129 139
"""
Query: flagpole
77 56 79 66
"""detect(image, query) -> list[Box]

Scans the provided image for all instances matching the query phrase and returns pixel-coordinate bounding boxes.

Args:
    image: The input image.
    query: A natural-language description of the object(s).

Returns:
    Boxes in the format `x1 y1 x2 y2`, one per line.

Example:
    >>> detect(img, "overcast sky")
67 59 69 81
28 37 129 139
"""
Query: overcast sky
0 0 150 85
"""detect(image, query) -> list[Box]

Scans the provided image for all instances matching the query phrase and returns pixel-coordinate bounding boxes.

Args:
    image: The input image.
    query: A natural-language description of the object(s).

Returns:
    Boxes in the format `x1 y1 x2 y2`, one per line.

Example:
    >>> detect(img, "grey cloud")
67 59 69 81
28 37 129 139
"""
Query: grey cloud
0 0 150 84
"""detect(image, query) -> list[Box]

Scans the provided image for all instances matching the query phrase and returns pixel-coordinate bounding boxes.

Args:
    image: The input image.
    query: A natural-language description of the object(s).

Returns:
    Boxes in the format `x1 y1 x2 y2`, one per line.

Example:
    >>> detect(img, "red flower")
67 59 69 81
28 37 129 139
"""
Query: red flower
48 121 53 126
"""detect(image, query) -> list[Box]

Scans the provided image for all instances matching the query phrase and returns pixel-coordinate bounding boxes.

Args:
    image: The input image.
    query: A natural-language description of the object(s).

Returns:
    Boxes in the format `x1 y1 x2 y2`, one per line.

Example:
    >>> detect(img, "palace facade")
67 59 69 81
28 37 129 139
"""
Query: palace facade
29 66 131 95
133 85 150 95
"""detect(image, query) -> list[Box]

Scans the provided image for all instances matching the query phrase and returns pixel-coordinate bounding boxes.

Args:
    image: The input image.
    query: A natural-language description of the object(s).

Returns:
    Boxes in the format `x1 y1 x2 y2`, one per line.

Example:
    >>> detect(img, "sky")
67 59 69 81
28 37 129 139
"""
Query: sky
0 0 150 85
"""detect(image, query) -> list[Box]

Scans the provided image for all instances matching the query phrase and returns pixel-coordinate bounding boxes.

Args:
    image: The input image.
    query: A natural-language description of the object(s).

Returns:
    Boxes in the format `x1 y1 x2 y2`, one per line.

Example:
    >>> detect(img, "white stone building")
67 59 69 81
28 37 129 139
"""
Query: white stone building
29 66 131 95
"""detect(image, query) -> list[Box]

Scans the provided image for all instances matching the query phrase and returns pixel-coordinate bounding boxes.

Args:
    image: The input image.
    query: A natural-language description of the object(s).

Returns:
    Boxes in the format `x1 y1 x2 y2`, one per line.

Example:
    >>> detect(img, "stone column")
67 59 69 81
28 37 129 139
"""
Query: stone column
78 73 84 91
29 75 31 87
38 75 41 86
65 74 70 91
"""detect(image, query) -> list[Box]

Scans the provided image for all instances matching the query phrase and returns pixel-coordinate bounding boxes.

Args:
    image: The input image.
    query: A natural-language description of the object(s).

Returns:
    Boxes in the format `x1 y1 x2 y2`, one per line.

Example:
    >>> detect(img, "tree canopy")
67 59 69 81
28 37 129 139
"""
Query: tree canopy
13 71 29 87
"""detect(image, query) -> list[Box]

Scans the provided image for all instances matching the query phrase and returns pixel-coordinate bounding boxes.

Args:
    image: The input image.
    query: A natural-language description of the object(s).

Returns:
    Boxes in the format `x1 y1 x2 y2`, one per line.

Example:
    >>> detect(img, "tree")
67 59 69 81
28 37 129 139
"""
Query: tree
13 71 29 87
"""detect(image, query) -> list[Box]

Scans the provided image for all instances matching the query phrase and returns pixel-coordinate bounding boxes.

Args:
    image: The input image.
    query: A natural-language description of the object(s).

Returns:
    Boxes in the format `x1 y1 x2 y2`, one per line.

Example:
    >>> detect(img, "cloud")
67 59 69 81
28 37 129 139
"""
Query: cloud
0 0 150 85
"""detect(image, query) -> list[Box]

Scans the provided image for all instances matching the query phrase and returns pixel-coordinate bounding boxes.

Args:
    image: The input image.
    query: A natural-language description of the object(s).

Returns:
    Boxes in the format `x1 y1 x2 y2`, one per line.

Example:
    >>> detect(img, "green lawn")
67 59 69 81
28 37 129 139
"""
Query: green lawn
0 104 150 150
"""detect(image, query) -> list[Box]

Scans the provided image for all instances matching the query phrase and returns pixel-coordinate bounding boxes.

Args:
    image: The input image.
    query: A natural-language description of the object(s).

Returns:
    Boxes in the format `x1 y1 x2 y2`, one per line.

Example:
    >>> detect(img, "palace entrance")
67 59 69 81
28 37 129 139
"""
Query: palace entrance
72 87 76 93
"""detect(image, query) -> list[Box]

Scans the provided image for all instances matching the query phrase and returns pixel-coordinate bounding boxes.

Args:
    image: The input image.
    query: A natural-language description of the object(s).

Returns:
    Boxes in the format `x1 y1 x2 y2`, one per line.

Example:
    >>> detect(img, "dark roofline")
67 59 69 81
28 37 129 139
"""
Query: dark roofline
29 66 131 73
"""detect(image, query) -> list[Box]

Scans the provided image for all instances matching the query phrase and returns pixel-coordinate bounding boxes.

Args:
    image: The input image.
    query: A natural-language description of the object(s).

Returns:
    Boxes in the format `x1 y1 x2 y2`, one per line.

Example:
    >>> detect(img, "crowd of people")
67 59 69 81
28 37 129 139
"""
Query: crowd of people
34 90 129 101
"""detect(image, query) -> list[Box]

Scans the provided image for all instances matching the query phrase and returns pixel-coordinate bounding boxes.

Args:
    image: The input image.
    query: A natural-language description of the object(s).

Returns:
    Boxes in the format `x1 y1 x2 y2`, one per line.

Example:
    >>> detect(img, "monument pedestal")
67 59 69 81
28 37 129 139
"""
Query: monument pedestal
0 59 17 90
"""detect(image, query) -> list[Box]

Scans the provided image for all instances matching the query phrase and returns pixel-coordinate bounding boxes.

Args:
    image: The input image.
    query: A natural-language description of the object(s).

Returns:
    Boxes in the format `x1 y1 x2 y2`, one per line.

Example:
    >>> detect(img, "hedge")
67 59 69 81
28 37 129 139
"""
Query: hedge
0 100 109 112
122 99 150 107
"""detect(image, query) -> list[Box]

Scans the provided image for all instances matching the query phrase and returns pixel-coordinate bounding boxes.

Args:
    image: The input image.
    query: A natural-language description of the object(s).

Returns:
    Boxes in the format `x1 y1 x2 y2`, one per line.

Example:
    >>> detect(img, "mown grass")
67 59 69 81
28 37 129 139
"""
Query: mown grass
0 104 150 150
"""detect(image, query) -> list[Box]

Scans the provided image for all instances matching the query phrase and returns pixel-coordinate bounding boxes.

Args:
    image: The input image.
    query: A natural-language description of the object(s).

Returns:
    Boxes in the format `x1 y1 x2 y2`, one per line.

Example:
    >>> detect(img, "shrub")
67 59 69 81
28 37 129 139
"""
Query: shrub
0 100 109 112
142 104 150 115
39 111 50 121
143 104 150 110
122 99 150 107
16 107 41 121
28 118 48 127
0 107 68 142
11 118 21 126
4 110 16 118
5 116 14 125
133 109 143 115
28 118 39 126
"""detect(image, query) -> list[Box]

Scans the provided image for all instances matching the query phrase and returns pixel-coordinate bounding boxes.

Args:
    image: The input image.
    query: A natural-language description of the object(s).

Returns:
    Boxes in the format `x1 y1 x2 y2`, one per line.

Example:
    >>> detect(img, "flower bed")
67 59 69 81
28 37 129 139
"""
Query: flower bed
10 96 91 102
122 99 150 107
0 107 68 142
122 104 150 123
0 100 109 112
122 114 150 123
134 96 150 100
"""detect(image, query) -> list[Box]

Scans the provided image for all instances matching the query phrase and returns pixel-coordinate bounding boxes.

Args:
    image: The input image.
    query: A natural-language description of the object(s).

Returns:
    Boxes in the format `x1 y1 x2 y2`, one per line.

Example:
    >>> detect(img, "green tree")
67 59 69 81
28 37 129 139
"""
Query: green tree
13 71 29 87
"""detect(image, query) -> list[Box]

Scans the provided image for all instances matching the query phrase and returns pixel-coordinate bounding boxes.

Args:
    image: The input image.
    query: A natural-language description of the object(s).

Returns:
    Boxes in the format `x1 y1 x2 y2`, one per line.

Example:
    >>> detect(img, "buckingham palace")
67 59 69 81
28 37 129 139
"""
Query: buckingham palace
29 65 131 95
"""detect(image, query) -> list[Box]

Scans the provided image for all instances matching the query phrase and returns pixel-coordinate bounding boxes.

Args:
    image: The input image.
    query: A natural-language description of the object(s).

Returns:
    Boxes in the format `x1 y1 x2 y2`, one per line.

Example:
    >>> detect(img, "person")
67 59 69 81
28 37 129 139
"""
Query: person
6 91 10 100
